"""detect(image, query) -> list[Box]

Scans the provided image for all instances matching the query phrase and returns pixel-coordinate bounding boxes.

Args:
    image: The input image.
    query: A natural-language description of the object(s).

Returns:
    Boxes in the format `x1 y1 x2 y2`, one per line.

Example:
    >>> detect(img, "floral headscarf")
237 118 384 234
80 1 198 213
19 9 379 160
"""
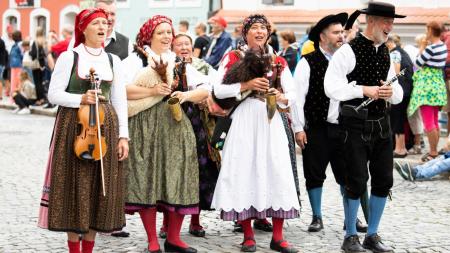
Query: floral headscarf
136 15 175 49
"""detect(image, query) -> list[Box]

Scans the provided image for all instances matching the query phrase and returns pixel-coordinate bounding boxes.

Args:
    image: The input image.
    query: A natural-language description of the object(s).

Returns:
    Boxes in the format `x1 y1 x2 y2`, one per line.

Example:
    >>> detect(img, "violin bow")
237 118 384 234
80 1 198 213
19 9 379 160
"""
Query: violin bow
89 68 106 197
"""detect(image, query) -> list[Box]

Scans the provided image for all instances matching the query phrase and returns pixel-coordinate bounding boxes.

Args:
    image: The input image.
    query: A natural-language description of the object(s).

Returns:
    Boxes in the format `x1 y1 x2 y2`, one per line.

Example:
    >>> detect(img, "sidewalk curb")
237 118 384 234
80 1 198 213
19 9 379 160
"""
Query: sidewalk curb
0 103 56 117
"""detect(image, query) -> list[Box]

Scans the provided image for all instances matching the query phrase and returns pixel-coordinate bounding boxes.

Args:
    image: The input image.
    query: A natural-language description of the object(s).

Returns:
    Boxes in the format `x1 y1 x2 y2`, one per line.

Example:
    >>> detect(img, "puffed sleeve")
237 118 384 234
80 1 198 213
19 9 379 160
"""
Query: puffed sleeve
47 51 84 108
212 54 242 99
279 65 296 109
186 64 211 91
110 55 129 139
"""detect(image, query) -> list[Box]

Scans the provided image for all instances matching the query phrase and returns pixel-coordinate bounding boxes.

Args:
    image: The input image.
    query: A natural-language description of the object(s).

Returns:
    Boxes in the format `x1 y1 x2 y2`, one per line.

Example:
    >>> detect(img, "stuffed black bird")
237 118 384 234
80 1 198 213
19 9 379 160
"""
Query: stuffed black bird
213 47 272 109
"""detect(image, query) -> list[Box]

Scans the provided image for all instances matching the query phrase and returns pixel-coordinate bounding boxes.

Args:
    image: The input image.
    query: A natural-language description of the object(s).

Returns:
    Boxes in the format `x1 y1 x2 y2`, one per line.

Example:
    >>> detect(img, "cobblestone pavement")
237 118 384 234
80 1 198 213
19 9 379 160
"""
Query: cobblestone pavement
1 108 450 253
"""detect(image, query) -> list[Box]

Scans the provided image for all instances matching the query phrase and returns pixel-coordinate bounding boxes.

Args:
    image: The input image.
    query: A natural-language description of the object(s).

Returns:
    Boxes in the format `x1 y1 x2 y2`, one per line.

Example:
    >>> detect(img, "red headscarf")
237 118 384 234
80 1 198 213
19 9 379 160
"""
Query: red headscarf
136 15 175 49
74 8 108 48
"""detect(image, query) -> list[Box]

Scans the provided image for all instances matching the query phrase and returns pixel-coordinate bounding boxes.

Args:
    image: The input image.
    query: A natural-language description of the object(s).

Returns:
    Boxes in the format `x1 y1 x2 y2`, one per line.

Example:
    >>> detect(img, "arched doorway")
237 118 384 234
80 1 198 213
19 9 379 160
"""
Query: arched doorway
59 4 79 37
2 9 21 37
29 8 50 38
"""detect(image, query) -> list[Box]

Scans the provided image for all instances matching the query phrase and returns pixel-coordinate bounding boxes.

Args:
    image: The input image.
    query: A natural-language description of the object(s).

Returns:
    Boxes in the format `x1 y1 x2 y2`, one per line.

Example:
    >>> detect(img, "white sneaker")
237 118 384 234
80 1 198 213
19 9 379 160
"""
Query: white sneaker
17 108 31 115
12 108 20 114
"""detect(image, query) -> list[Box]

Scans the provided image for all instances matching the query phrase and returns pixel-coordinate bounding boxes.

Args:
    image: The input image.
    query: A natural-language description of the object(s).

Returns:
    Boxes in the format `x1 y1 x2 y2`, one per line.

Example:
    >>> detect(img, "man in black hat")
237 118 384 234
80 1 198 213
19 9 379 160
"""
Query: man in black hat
292 12 369 234
324 2 405 252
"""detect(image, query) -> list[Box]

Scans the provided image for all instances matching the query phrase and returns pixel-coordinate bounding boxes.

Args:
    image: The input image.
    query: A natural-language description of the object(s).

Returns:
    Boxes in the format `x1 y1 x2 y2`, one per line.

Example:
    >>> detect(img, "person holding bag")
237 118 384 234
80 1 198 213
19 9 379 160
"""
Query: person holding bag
30 28 47 105
211 14 300 253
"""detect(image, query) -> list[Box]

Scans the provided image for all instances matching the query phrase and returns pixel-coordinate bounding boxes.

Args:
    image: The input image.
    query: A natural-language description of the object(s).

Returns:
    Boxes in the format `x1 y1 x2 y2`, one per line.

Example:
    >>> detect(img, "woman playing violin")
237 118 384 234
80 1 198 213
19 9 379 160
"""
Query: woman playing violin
38 8 129 253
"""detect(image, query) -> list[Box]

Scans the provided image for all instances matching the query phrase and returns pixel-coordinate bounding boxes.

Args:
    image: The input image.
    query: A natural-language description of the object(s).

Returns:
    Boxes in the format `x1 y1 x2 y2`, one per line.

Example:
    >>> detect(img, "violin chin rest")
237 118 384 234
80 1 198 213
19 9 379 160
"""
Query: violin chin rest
80 152 94 161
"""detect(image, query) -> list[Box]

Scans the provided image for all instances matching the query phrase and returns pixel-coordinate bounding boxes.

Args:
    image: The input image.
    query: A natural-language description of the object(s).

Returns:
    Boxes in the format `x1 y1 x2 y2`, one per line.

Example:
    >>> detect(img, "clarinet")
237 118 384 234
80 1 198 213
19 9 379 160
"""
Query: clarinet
354 68 406 111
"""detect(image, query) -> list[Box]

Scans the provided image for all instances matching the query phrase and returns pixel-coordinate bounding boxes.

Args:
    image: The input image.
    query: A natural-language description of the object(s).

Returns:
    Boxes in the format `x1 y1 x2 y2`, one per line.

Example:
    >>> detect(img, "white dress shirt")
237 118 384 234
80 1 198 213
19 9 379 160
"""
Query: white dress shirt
324 39 403 109
47 44 129 139
291 47 341 133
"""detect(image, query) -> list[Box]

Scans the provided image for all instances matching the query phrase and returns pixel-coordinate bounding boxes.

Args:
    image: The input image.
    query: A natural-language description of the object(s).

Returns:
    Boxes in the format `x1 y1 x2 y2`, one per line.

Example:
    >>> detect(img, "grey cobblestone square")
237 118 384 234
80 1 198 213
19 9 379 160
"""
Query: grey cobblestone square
1 109 449 252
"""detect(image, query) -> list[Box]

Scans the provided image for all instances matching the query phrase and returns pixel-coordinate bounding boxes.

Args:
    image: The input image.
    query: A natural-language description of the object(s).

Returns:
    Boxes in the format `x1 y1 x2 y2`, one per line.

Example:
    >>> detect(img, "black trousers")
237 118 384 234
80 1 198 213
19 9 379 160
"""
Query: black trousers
32 68 45 101
13 93 35 109
340 115 394 199
302 123 346 190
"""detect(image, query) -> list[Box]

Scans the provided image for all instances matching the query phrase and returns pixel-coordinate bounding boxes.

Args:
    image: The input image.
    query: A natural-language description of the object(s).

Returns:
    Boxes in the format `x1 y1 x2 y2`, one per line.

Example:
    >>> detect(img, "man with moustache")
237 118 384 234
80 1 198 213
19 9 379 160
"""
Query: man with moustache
324 2 405 252
292 12 368 234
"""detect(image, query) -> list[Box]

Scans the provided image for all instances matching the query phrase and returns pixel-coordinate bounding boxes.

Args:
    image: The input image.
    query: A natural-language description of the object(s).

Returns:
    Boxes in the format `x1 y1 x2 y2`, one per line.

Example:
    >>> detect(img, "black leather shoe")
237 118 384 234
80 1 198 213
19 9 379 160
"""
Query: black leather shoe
343 218 368 233
233 221 243 233
269 238 299 253
159 227 167 239
164 240 197 253
307 216 323 232
240 237 256 252
362 234 393 253
189 225 206 237
253 219 273 232
341 235 366 253
356 218 368 233
111 230 130 237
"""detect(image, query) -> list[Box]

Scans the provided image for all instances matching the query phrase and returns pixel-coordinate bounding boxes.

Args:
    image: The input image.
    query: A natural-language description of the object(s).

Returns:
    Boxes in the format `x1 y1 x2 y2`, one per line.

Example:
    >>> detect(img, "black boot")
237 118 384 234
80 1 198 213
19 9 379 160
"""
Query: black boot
341 235 366 253
343 218 367 233
362 234 393 253
307 216 323 232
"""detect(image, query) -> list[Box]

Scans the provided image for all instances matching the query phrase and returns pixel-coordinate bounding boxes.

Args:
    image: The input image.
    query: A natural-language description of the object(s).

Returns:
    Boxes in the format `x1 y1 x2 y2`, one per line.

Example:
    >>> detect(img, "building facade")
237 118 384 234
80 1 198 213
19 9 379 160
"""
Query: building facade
1 0 80 39
114 0 215 41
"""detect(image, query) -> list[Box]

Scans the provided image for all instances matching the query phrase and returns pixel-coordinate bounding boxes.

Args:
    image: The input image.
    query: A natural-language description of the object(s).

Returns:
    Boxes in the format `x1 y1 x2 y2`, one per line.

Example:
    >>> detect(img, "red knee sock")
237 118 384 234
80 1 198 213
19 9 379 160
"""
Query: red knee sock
272 218 288 248
241 219 255 246
167 211 189 248
190 213 201 228
81 240 95 253
67 240 80 253
161 210 169 232
139 208 160 251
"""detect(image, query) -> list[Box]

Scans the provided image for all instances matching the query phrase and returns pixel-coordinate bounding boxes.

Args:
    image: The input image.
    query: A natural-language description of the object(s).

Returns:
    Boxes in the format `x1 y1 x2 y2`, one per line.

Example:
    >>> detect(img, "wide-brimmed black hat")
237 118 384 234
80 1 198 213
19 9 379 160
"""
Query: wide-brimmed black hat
345 2 406 30
360 1 405 18
309 12 348 46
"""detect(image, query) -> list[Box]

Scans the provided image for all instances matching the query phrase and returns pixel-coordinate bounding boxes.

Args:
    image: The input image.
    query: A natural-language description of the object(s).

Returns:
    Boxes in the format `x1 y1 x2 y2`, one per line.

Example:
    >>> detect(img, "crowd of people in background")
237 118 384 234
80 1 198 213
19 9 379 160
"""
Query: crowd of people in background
0 23 73 114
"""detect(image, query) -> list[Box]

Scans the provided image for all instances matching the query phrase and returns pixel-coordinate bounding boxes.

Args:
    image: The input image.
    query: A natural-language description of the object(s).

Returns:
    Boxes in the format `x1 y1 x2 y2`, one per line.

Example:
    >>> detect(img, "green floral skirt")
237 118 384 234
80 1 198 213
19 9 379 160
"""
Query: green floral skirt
408 66 447 116
125 101 199 213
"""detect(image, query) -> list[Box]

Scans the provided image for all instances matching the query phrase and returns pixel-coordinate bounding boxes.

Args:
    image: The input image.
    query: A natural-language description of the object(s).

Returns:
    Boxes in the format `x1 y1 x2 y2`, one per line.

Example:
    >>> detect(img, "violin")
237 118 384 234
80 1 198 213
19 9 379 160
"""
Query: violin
74 68 107 161
74 68 107 196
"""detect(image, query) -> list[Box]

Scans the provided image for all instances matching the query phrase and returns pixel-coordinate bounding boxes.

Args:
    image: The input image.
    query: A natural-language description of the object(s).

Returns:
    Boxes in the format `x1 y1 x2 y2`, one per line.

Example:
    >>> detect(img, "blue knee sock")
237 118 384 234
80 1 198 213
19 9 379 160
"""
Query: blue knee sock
345 197 360 238
367 195 387 236
340 186 348 228
307 187 323 218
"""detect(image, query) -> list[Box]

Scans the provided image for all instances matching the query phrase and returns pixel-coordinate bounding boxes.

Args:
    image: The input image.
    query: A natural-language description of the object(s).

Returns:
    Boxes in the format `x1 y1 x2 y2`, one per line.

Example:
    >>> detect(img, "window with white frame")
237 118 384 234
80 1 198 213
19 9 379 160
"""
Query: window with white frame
148 0 173 8
9 0 41 8
175 0 202 8
116 0 130 8
262 0 294 5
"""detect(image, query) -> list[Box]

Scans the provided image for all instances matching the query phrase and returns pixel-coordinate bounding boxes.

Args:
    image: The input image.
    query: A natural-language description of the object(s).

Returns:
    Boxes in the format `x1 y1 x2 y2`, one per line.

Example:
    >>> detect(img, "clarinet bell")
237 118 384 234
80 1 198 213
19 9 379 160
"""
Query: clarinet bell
341 104 368 120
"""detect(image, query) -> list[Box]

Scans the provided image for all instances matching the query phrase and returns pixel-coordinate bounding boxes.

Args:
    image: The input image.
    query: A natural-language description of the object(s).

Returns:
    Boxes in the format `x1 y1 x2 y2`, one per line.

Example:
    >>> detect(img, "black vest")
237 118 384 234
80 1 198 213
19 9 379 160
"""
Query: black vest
303 50 330 127
344 33 390 117
392 46 413 97
105 31 129 60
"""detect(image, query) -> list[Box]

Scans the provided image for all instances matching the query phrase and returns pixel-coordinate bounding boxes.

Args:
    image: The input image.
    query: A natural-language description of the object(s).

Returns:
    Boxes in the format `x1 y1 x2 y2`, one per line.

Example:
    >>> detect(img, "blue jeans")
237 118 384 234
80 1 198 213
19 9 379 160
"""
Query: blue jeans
0 65 5 81
415 153 450 179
